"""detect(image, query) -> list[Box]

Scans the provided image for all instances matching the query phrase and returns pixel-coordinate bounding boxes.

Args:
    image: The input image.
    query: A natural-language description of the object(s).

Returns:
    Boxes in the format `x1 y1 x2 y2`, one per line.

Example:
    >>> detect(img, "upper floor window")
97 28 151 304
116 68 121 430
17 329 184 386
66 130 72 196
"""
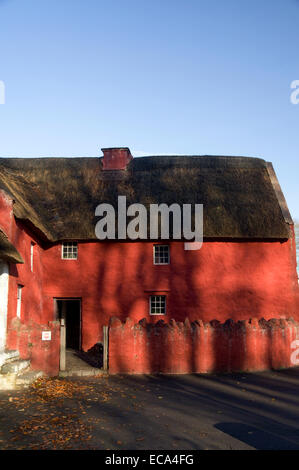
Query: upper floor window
30 242 35 272
62 242 78 260
153 245 170 265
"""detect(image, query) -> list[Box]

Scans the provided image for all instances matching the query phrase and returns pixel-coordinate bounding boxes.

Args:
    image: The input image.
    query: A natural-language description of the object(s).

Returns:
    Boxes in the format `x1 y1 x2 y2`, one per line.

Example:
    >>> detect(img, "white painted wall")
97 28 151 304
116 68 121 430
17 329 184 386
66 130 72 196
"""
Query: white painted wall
0 262 9 353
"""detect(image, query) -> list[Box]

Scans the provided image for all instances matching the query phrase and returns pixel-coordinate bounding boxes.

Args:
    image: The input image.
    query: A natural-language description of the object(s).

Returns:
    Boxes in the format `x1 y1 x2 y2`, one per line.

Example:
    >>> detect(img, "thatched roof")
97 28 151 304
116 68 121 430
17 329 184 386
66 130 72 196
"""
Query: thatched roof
0 230 24 263
0 155 292 242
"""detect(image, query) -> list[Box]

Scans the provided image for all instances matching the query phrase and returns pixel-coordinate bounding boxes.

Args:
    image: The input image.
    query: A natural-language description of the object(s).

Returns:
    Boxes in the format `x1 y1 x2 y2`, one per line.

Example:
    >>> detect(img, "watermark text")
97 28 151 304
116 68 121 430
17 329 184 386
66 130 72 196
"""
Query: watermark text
290 80 299 104
95 196 203 250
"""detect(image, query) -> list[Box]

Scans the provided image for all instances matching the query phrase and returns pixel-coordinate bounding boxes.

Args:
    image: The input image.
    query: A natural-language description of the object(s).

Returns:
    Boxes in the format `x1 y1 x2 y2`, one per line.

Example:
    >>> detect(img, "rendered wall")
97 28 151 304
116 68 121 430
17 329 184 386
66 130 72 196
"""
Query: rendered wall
41 236 299 352
0 191 58 374
1 185 298 376
108 317 299 374
7 318 60 376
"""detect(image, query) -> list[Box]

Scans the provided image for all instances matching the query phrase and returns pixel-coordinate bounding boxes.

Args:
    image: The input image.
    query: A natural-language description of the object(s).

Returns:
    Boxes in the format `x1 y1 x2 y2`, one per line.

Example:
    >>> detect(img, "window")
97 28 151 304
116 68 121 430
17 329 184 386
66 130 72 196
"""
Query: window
153 245 170 265
62 242 78 259
30 242 35 272
16 285 23 318
149 295 166 315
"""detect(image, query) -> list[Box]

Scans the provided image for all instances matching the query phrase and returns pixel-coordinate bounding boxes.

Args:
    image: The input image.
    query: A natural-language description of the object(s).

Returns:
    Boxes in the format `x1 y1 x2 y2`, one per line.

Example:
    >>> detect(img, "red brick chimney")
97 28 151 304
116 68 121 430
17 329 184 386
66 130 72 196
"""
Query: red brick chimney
101 147 133 170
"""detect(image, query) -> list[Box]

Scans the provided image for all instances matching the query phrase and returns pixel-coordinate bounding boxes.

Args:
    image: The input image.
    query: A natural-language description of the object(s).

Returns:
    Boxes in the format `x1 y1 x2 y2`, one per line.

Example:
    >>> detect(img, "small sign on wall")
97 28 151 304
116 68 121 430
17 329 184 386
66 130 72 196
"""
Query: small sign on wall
42 331 51 341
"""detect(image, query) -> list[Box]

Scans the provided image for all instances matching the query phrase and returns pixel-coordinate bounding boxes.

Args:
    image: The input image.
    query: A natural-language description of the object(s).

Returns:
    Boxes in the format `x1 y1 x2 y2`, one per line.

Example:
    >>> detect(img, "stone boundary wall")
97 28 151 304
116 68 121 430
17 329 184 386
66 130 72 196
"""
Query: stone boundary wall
7 319 60 376
108 317 299 374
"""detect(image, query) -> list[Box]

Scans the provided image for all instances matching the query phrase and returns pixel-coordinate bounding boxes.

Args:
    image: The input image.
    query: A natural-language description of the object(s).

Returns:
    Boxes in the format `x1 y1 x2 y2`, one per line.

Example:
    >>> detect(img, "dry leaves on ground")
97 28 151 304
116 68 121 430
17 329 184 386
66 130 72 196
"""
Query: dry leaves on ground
0 377 115 450
9 413 93 450
31 377 90 401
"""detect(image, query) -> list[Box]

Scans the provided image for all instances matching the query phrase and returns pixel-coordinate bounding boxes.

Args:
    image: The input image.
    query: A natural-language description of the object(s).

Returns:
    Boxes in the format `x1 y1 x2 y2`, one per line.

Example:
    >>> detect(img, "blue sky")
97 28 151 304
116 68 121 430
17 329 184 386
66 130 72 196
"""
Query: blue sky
0 0 299 219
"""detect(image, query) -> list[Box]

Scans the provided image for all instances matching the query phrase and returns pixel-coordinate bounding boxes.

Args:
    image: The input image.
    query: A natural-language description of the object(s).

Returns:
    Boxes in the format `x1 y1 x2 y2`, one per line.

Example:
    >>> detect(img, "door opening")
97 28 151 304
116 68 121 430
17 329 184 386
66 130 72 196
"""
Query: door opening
55 298 104 374
55 299 81 351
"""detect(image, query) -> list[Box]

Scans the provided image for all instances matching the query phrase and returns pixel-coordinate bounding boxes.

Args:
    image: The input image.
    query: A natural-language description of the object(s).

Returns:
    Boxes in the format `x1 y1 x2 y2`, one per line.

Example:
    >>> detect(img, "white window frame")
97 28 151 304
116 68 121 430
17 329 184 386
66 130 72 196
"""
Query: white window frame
149 295 167 315
16 285 23 319
61 242 78 260
153 245 170 265
30 242 35 272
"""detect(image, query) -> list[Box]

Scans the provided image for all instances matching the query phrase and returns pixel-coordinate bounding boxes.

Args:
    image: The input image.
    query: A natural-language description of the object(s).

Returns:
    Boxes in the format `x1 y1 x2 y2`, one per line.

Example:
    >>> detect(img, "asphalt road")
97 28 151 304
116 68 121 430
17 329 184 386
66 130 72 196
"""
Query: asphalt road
1 368 299 450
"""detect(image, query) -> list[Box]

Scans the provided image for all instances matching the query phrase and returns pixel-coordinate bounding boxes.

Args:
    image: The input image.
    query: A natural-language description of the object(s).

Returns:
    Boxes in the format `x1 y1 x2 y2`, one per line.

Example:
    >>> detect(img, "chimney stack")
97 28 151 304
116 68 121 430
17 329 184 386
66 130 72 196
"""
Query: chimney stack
101 147 133 170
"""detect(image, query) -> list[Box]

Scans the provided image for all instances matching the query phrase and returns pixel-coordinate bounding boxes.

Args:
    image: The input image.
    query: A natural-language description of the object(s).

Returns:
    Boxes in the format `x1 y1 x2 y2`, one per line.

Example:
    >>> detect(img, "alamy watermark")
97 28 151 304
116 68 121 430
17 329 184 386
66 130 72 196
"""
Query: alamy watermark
0 81 5 104
291 339 299 365
290 80 299 104
95 196 203 250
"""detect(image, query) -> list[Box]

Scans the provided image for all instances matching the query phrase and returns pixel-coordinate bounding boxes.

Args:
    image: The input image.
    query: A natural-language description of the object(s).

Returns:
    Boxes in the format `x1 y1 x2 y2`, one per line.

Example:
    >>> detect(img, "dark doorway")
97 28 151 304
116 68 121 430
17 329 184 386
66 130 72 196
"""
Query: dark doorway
56 299 81 350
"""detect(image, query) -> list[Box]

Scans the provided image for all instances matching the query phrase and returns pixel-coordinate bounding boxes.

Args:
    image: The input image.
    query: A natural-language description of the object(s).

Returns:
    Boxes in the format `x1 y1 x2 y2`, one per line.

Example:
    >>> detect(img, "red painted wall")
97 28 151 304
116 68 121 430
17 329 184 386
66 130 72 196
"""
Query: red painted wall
41 235 299 353
7 318 60 376
109 317 299 374
1 188 299 376
1 192 60 376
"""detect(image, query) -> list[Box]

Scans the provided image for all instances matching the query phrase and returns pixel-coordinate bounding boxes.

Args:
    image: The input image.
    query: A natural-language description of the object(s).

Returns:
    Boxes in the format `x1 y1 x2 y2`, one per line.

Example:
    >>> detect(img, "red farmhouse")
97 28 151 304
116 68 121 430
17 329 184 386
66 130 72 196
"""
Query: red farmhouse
0 148 298 379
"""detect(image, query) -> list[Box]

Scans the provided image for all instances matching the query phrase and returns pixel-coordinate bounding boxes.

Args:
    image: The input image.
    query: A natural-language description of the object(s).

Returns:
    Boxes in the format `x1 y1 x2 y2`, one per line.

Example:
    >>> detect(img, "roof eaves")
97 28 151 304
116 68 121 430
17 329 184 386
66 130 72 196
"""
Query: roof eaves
266 162 293 225
0 230 24 264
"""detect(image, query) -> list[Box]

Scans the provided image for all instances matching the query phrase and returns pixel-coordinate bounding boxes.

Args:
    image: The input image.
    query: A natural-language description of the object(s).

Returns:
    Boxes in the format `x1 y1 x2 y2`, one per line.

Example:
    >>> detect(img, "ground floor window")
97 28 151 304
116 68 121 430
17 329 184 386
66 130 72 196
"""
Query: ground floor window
149 295 166 315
